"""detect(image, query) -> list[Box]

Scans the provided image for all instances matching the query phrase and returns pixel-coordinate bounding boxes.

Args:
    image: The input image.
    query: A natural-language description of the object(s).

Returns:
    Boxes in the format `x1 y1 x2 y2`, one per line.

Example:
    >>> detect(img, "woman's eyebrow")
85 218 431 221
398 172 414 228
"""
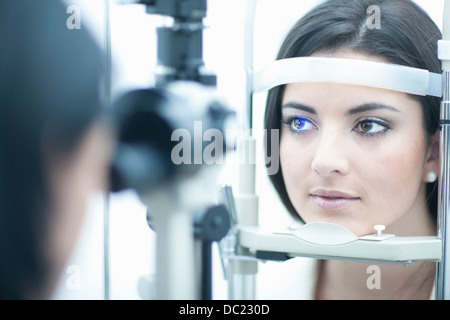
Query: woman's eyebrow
281 101 400 116
346 103 400 115
281 102 317 115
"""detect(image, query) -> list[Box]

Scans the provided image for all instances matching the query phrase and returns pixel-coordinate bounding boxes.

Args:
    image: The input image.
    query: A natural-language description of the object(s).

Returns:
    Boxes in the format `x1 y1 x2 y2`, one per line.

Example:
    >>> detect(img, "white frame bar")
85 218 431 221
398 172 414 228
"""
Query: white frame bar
252 56 442 97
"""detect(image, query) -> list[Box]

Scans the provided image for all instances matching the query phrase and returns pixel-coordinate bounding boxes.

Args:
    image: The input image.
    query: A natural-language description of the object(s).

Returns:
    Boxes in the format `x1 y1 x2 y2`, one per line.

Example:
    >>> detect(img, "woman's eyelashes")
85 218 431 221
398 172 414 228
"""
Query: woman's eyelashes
354 118 391 137
282 115 317 134
281 115 392 137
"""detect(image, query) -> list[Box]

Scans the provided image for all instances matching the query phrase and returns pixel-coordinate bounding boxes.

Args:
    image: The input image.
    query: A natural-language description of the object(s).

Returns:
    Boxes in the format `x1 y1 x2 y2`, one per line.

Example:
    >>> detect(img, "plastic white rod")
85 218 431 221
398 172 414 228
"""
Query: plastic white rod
243 0 257 132
227 0 259 300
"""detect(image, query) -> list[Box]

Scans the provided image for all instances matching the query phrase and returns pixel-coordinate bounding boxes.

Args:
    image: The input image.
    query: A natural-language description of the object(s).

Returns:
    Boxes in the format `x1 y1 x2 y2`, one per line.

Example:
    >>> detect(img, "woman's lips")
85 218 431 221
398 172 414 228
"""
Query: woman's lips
310 189 360 210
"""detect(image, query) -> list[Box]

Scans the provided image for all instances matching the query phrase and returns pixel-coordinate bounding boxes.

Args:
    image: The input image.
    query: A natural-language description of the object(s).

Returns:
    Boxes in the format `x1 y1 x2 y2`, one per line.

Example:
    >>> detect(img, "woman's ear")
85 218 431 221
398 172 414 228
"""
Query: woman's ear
424 130 440 183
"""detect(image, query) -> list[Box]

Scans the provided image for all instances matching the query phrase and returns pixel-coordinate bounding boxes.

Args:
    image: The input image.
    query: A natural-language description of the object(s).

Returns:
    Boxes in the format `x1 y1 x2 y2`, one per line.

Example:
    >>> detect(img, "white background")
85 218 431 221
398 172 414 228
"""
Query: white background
52 0 445 299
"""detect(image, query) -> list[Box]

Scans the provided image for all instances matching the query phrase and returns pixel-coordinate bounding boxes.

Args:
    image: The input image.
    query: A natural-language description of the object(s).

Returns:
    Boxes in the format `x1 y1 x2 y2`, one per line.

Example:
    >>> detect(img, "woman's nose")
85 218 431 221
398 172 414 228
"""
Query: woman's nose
310 133 351 177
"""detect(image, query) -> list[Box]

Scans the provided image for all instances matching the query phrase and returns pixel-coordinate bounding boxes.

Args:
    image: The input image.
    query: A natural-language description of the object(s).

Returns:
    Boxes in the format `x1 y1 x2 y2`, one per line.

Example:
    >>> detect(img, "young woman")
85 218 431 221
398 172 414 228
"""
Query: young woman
0 1 113 299
264 0 441 299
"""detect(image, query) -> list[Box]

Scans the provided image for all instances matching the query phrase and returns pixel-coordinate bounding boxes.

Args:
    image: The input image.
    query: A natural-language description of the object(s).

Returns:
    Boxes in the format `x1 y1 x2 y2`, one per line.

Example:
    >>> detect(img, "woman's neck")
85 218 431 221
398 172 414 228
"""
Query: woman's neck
315 259 436 300
315 193 437 300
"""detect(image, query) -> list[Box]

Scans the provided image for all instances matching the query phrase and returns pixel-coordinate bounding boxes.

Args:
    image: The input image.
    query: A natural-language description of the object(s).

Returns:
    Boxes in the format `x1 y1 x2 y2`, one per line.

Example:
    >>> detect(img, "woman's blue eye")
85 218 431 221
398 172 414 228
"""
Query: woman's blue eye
289 117 315 133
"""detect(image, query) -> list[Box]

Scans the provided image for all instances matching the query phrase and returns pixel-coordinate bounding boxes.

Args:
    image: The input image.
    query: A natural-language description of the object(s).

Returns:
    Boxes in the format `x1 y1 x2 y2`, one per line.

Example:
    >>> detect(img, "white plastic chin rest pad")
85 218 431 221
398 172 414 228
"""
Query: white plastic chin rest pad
251 57 443 97
238 222 442 264
292 221 357 245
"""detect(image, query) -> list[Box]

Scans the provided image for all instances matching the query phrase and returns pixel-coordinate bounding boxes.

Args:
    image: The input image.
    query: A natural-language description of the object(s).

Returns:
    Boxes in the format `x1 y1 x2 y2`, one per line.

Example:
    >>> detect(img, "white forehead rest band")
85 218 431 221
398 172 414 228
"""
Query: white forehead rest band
251 57 443 97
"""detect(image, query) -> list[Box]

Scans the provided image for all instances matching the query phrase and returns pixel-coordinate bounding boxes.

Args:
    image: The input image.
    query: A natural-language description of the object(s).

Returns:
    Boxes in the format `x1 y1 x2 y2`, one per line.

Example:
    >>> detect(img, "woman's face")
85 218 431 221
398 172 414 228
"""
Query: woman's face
280 51 439 237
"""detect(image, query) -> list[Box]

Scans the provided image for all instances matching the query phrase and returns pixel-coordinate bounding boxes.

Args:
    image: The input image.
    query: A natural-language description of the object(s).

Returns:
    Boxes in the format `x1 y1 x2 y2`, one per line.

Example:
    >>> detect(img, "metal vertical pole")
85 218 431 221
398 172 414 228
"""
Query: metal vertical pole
435 0 450 300
103 0 112 301
437 70 450 300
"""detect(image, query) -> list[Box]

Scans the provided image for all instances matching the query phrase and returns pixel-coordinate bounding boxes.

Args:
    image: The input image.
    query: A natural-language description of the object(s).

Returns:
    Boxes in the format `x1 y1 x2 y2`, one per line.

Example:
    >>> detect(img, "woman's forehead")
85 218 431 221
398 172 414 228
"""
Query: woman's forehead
281 81 419 115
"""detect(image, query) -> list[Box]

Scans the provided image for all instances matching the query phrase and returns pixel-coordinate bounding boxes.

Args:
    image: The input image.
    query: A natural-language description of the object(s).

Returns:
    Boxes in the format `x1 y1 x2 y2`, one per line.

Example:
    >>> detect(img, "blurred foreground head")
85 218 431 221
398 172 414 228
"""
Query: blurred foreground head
0 0 112 299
